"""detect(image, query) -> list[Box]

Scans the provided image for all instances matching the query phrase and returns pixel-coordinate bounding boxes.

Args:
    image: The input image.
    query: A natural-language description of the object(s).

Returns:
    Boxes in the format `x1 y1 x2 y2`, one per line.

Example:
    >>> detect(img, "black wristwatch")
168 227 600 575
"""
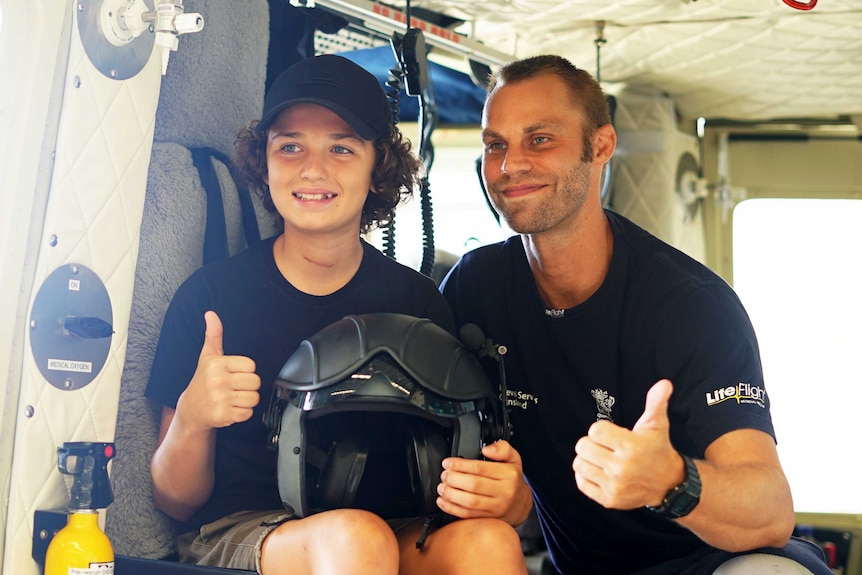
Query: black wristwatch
646 454 701 519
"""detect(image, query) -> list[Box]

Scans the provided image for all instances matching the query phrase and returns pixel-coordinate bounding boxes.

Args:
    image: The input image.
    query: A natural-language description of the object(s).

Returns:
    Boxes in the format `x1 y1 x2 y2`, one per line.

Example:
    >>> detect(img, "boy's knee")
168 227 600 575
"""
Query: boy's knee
264 509 399 574
318 509 398 552
441 518 522 554
713 554 814 575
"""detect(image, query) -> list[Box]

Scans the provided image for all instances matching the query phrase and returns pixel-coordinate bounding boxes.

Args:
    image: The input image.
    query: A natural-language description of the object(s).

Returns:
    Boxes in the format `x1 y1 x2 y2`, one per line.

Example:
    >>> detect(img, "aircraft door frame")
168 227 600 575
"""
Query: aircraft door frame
0 1 74 571
0 2 163 574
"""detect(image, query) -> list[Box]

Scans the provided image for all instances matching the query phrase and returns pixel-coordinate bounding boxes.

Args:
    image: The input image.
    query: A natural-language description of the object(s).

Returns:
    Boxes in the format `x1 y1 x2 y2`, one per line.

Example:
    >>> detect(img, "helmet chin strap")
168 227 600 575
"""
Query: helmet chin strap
415 516 434 550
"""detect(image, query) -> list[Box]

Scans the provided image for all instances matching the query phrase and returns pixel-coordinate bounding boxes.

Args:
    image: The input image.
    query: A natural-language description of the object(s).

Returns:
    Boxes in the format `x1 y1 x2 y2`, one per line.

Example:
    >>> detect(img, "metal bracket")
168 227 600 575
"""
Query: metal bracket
294 0 512 68
77 0 156 80
77 0 204 78
29 264 113 391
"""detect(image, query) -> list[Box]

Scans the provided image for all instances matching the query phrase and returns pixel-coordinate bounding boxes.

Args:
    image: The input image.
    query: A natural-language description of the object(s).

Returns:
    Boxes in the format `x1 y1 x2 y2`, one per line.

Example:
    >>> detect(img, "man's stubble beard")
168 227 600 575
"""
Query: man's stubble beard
491 160 592 235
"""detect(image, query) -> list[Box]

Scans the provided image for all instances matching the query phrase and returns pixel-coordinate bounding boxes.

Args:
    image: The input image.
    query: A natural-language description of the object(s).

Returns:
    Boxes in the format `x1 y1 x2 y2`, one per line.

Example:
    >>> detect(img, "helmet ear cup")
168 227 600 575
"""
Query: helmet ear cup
407 419 450 516
315 432 370 510
478 396 509 446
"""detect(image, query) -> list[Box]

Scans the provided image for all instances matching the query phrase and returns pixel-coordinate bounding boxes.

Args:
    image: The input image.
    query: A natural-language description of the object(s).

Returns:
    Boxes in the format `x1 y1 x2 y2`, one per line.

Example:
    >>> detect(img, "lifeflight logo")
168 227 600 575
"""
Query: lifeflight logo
705 383 767 408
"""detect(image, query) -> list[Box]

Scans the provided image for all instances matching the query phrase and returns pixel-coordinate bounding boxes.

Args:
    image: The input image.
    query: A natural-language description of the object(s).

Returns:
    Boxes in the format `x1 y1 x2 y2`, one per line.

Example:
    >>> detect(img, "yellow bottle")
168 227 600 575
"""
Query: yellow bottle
44 510 114 575
44 442 116 575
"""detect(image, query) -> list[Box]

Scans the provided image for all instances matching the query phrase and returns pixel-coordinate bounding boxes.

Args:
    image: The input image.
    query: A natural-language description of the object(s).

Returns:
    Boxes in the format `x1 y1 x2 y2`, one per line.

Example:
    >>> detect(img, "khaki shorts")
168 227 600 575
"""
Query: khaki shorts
177 510 422 574
177 510 292 573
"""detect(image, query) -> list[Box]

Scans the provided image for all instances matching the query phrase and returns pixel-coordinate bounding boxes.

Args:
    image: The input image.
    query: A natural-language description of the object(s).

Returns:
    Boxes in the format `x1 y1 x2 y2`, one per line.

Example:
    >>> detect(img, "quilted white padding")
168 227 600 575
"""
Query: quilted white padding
612 89 707 262
409 0 862 121
2 8 162 575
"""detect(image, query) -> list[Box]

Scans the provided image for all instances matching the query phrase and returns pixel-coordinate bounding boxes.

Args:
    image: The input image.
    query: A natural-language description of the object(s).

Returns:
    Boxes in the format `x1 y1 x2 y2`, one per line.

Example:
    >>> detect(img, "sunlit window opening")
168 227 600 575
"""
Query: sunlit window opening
412 144 514 256
369 131 515 272
733 198 862 514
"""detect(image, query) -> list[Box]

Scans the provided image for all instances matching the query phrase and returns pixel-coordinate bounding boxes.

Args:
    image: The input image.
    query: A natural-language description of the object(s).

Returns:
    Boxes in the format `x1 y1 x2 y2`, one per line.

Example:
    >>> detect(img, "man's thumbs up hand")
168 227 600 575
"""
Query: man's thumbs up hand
573 379 684 510
176 311 261 431
633 378 673 435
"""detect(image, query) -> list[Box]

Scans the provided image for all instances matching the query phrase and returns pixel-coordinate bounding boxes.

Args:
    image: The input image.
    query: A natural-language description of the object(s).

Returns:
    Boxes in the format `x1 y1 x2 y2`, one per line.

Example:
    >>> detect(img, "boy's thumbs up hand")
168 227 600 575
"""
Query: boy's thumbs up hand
177 311 261 431
199 310 225 360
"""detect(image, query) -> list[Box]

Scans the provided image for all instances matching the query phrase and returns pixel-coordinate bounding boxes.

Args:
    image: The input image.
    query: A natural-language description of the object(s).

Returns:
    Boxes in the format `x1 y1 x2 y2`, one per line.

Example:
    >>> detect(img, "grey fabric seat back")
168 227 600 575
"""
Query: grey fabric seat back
106 0 277 559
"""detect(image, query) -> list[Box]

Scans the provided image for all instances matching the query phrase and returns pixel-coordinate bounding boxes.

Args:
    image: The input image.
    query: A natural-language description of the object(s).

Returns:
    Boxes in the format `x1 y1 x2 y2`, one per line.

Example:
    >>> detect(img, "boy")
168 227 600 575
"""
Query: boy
147 54 526 575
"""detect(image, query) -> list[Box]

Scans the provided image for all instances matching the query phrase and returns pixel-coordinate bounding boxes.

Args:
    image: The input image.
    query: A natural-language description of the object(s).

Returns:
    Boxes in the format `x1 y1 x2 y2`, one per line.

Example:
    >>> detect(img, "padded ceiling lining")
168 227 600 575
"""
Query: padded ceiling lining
352 0 862 122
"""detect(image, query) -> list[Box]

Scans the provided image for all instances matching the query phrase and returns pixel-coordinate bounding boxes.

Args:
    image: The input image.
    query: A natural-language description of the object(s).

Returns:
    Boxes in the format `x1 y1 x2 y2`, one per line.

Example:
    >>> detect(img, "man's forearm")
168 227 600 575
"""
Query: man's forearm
677 455 795 551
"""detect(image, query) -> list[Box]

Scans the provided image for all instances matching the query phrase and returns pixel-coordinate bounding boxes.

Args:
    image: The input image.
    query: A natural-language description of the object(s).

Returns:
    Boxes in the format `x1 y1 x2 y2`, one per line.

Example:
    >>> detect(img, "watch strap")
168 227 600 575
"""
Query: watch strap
646 454 701 519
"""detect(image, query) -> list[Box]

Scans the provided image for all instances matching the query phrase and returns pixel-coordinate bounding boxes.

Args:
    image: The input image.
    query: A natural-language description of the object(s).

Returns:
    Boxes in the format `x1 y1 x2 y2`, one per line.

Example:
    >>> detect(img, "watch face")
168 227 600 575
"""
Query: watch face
668 489 699 518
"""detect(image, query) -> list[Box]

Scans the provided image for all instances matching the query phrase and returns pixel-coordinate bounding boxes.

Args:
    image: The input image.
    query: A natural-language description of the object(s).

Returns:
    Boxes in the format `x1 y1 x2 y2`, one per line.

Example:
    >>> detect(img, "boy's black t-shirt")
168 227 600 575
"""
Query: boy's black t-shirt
146 236 454 533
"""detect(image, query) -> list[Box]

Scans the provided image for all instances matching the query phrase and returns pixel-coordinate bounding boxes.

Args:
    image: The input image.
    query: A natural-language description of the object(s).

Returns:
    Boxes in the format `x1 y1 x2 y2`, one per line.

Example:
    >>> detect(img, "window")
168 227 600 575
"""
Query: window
368 127 514 272
733 198 862 514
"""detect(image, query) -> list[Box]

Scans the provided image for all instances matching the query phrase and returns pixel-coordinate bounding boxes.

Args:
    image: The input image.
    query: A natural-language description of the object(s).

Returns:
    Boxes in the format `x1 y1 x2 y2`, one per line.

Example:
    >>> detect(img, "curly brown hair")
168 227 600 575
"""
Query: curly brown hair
232 119 422 234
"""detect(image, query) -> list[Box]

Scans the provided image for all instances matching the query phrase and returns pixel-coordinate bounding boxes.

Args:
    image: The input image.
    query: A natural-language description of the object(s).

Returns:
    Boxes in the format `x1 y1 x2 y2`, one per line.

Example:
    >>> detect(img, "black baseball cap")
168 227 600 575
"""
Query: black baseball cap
257 54 392 140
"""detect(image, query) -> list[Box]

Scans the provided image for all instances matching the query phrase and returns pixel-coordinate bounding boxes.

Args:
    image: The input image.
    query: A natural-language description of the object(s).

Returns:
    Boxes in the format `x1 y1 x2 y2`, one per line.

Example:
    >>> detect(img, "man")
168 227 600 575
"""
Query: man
147 54 526 575
438 54 830 575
